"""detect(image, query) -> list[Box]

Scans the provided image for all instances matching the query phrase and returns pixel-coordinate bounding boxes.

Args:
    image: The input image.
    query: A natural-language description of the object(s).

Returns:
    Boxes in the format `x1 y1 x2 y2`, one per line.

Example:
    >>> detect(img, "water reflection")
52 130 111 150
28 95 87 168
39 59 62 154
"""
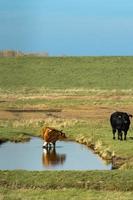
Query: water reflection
0 138 112 170
42 147 66 167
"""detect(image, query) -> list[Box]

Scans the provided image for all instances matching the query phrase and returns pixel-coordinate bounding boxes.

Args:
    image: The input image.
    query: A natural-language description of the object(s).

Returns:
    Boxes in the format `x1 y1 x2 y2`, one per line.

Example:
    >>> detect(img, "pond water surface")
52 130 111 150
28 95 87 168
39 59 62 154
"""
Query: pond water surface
0 137 112 170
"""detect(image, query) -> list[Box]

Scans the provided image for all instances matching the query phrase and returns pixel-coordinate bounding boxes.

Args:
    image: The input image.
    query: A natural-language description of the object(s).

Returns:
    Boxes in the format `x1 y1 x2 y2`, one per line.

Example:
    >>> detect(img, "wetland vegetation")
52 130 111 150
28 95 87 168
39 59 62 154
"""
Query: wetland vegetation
0 56 133 199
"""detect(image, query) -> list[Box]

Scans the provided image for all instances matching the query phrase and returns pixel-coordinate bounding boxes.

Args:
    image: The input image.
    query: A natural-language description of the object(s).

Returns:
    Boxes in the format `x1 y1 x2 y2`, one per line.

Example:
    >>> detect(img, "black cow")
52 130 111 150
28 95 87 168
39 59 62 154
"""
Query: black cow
110 111 132 140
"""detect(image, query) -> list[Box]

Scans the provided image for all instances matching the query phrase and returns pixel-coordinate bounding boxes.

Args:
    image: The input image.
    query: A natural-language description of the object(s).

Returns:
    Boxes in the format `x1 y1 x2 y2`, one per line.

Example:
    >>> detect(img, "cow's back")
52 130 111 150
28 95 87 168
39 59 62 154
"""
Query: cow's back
42 127 60 143
110 111 130 130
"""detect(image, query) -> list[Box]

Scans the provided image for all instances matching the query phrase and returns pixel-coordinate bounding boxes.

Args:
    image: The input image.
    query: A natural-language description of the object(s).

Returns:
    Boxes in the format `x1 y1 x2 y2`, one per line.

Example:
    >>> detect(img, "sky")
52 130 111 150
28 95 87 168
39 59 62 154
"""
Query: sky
0 0 133 56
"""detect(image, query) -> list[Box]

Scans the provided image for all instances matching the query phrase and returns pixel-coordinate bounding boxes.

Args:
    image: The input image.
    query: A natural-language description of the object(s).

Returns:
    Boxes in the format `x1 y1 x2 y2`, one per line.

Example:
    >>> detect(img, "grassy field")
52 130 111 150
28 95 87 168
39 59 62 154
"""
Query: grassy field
0 170 133 199
1 188 133 200
0 56 133 199
0 56 133 92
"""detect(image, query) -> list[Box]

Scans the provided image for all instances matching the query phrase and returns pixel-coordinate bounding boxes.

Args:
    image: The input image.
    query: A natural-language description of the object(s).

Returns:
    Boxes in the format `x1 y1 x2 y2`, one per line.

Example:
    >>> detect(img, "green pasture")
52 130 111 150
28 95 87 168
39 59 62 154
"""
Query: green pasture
0 170 133 190
1 188 133 200
0 56 133 92
0 170 133 199
0 56 133 199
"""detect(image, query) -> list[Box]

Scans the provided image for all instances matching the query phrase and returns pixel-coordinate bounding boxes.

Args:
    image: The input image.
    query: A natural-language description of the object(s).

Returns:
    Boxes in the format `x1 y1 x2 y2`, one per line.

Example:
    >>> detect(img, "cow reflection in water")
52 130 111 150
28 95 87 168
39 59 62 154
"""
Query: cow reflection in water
42 147 66 167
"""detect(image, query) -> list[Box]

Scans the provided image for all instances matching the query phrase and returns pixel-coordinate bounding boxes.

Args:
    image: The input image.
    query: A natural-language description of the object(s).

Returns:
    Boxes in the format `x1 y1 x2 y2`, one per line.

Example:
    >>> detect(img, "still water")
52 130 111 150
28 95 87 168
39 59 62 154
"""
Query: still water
0 138 112 170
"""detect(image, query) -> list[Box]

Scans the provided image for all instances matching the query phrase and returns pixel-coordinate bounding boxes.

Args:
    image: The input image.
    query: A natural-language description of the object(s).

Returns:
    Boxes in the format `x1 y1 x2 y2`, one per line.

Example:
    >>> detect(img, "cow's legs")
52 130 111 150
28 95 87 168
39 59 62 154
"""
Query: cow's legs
52 142 56 148
118 130 120 140
43 141 48 148
118 130 123 140
112 129 116 139
43 142 53 148
124 131 127 140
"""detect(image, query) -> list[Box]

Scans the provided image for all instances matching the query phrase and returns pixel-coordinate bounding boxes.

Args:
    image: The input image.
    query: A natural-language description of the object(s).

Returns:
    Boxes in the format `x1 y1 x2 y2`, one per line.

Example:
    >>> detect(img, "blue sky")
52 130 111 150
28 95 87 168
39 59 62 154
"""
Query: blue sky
0 0 133 56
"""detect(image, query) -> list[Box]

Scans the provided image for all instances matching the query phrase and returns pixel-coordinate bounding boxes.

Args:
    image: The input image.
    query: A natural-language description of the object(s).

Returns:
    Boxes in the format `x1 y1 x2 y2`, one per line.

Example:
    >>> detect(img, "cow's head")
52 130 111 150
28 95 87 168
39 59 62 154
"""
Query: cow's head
59 130 67 139
129 114 133 118
123 113 132 124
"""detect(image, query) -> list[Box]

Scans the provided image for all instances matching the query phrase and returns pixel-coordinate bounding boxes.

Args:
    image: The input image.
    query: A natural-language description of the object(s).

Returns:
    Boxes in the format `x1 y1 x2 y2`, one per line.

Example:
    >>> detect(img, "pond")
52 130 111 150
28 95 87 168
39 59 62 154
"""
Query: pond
0 137 112 170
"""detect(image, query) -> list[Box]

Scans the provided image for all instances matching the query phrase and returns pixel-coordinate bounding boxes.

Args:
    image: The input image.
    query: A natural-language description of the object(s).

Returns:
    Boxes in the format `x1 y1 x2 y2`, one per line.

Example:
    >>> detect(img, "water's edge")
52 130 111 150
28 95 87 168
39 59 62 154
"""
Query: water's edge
0 137 112 170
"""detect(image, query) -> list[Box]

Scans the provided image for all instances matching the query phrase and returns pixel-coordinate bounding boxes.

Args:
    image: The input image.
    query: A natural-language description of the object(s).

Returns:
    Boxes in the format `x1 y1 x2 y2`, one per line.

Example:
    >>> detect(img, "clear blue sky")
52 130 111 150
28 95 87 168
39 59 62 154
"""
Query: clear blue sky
0 0 133 56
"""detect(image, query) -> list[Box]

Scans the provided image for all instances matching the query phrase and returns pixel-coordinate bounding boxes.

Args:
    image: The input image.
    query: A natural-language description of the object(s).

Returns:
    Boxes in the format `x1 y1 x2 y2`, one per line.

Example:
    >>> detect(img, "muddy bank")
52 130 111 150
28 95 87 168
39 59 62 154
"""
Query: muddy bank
75 136 129 169
0 135 31 144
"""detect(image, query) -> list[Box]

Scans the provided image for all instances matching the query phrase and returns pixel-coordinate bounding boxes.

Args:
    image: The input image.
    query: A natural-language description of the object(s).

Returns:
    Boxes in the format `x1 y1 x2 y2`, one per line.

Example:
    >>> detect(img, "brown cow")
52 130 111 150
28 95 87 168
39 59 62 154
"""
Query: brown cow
42 127 66 148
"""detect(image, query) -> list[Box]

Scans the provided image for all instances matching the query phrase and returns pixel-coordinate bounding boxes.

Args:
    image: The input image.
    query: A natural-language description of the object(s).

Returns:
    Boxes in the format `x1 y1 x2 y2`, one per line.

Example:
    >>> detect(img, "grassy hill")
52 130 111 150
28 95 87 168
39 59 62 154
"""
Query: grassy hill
0 56 133 92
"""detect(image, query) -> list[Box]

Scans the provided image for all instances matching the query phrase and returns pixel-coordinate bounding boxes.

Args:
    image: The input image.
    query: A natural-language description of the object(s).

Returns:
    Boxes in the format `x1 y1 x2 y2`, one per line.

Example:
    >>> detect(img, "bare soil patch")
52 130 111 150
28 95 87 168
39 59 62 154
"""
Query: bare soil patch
1 94 133 121
1 105 133 121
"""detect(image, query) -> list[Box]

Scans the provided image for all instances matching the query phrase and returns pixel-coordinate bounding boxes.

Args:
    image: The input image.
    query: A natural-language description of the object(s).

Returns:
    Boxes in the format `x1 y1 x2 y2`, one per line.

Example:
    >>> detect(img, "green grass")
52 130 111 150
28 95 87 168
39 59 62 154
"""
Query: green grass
0 56 133 92
0 120 42 143
0 170 133 199
66 120 133 158
1 188 133 200
1 56 133 198
0 170 133 191
1 94 133 110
